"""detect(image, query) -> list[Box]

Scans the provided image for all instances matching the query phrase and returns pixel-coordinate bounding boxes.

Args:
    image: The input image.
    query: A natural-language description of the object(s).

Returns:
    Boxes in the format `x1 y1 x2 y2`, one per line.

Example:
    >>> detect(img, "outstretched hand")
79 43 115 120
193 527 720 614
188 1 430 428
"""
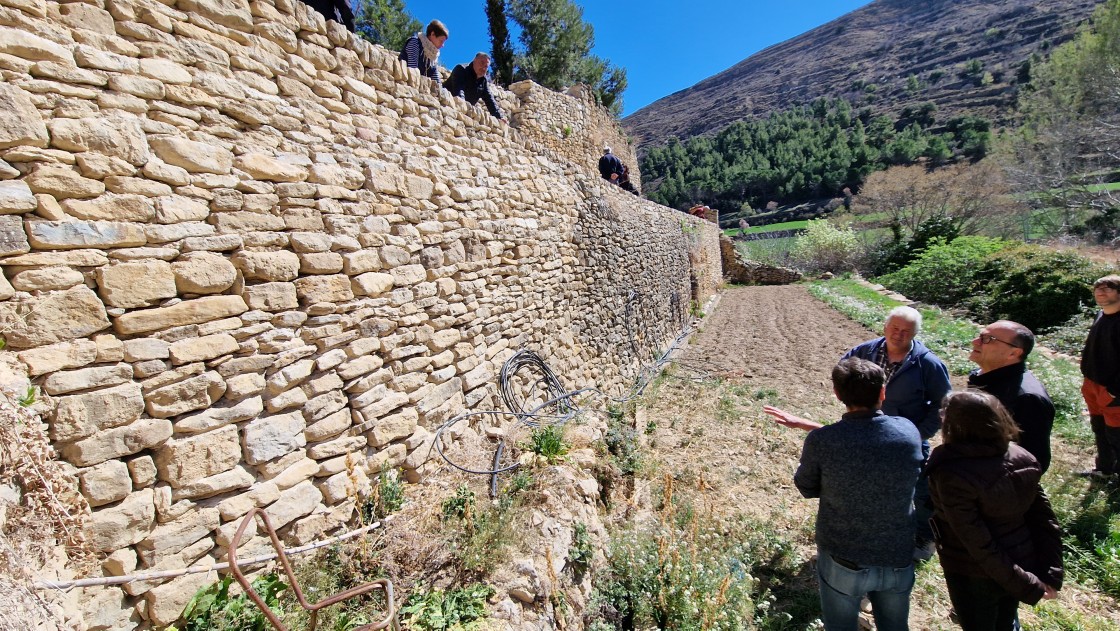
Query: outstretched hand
763 405 822 432
1042 584 1059 600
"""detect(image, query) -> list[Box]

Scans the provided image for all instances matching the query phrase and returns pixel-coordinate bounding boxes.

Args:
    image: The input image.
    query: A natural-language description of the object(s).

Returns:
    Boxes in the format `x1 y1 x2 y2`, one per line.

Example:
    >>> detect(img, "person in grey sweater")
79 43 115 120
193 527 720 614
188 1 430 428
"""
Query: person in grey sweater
766 358 923 631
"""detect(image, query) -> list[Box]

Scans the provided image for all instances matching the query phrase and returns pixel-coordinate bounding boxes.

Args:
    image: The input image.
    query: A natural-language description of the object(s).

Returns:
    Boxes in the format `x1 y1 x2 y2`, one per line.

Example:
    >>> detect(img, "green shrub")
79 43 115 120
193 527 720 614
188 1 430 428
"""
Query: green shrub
568 522 593 572
969 245 1104 332
789 220 863 274
361 469 405 521
878 236 1010 306
176 574 286 631
524 423 569 462
399 584 494 630
441 484 475 522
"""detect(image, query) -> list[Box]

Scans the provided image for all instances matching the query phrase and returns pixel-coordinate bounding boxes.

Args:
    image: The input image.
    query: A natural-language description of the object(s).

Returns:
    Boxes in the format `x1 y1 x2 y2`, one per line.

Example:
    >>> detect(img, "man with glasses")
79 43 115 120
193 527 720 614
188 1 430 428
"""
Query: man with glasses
843 306 951 561
1080 275 1120 479
967 320 1055 472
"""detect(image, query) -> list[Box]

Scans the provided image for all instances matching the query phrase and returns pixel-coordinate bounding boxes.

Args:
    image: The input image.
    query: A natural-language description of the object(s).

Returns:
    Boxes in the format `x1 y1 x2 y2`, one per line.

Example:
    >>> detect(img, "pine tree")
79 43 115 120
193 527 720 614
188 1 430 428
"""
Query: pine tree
353 0 421 50
485 0 515 86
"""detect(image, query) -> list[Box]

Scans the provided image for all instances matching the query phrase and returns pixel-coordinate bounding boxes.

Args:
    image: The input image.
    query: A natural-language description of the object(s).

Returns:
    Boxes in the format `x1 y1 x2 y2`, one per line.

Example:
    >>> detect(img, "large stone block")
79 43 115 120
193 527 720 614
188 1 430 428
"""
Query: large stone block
154 424 241 487
96 260 177 308
145 572 212 628
25 166 104 199
78 459 132 508
26 220 147 250
168 334 239 365
18 339 98 376
0 286 111 349
48 116 149 166
171 465 255 501
351 272 393 297
235 152 307 182
175 395 263 435
177 0 253 31
0 180 37 215
294 274 353 304
171 251 237 294
43 363 132 396
150 136 233 174
60 417 172 467
243 282 298 311
10 266 84 292
0 83 48 149
263 479 321 529
114 295 248 335
60 194 155 222
146 371 226 418
231 250 300 281
155 195 210 224
243 411 306 465
87 488 155 552
368 408 418 448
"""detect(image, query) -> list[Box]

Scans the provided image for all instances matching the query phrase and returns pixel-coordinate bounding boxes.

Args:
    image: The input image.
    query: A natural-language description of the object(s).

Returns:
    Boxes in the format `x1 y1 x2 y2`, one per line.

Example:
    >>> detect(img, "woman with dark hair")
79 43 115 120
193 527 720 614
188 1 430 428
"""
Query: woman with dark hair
399 19 448 82
927 390 1063 630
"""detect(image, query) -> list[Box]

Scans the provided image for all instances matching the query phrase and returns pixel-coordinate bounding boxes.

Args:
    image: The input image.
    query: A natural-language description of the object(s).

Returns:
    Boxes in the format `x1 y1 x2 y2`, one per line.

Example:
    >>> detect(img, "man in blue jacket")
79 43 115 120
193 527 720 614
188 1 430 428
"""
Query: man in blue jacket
766 358 923 631
843 305 951 560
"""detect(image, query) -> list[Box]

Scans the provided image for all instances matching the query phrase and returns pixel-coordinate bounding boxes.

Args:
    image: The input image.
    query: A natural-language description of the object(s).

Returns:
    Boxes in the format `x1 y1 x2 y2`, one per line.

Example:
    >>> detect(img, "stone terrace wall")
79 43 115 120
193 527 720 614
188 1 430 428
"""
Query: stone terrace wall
509 81 641 192
0 0 720 628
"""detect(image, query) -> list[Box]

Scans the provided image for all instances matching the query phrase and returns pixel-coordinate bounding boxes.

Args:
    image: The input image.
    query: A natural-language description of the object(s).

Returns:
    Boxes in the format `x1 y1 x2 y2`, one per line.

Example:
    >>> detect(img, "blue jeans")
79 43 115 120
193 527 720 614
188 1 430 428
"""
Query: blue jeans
817 549 914 631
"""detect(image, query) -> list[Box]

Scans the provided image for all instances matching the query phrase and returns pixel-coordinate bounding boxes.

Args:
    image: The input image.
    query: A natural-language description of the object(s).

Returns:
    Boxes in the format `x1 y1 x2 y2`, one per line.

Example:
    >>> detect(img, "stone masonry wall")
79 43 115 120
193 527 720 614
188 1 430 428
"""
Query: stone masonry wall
0 0 720 628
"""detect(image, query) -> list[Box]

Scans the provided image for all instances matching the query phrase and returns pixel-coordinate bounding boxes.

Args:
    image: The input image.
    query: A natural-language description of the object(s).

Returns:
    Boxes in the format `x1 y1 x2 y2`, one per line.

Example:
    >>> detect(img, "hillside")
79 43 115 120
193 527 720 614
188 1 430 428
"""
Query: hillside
623 0 1102 149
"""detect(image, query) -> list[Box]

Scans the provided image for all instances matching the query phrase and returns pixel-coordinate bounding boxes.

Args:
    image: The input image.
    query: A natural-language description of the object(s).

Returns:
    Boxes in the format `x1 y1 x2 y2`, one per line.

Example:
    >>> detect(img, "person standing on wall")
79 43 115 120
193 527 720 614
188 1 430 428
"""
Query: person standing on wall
1080 274 1120 478
765 358 923 631
443 53 505 121
842 306 952 561
927 391 1062 631
400 20 448 82
598 146 624 184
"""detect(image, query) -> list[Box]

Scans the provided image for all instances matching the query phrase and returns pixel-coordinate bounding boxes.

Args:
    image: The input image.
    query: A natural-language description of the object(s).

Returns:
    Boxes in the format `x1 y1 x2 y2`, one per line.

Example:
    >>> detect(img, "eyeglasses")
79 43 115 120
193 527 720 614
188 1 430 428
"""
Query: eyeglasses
978 334 1020 348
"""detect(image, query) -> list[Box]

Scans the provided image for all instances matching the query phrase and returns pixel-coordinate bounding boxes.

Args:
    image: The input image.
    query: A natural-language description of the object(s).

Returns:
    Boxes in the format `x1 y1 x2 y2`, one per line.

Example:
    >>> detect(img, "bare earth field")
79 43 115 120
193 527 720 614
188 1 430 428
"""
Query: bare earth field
638 284 1119 630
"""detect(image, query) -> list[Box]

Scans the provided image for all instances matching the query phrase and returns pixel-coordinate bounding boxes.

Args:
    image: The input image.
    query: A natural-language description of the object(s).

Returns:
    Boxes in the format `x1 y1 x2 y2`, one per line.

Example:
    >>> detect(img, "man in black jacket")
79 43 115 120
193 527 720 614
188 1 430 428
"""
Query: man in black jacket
967 320 1055 472
1081 275 1120 477
443 53 504 121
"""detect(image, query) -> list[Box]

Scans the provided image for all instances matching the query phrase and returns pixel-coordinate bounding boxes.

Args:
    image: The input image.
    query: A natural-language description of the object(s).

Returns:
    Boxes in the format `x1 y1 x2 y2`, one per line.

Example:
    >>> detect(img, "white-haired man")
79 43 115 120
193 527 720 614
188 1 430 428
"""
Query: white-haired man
843 306 952 560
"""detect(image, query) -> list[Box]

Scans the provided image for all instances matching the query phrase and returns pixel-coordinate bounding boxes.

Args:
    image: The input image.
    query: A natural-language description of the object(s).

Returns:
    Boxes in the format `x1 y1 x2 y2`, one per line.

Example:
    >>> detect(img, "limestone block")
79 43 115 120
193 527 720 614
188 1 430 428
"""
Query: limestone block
57 3 115 34
368 408 418 448
304 390 347 422
138 58 193 85
0 83 48 150
61 194 156 221
235 153 307 182
87 488 155 552
0 25 70 63
322 468 369 504
266 358 314 395
146 222 216 244
1 250 109 267
0 286 111 349
308 164 364 189
307 434 365 460
369 442 408 474
123 338 170 362
336 355 381 381
96 260 177 309
416 377 462 417
265 386 307 412
43 363 132 396
128 455 157 487
379 245 410 267
50 381 144 443
358 390 408 420
9 266 84 291
146 371 226 418
137 504 220 565
304 408 350 443
155 195 210 224
103 547 138 577
290 231 332 253
150 136 233 174
114 295 248 335
27 219 147 250
231 250 299 281
170 251 236 295
108 74 164 99
303 371 343 397
242 281 298 311
265 456 318 490
225 373 265 400
79 459 132 507
298 251 343 274
462 362 493 392
178 0 253 31
75 153 135 180
351 271 393 297
341 249 380 275
48 116 150 166
25 166 104 199
142 159 191 186
60 418 172 467
75 45 138 73
145 572 212 628
0 215 28 258
171 465 255 501
294 274 353 303
168 333 239 365
0 180 37 215
263 479 321 529
155 424 241 487
17 339 98 376
175 395 263 435
243 411 306 465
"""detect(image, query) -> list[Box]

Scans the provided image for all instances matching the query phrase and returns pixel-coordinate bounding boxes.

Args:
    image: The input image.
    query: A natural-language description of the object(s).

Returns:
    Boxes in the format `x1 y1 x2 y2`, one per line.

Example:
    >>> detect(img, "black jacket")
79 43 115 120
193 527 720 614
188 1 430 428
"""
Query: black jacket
443 64 503 119
927 442 1063 605
968 363 1055 472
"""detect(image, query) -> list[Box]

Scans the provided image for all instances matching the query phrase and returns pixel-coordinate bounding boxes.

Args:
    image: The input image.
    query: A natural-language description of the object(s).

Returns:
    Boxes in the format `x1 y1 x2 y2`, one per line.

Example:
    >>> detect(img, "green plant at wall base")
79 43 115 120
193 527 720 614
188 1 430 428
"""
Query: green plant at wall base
524 423 569 462
568 522 593 571
399 584 494 631
561 124 572 138
441 484 476 522
175 574 286 631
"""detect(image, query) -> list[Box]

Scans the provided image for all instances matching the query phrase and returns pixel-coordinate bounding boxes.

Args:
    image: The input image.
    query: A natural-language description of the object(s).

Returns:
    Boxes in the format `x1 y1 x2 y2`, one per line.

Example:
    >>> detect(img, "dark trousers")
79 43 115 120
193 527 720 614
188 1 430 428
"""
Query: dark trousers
915 441 933 542
1090 415 1120 474
944 572 1021 631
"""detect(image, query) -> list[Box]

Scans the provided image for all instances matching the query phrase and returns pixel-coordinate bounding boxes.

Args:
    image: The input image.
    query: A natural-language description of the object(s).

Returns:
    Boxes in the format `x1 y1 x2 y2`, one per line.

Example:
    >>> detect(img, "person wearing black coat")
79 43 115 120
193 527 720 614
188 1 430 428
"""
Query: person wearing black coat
443 53 504 120
927 391 1063 631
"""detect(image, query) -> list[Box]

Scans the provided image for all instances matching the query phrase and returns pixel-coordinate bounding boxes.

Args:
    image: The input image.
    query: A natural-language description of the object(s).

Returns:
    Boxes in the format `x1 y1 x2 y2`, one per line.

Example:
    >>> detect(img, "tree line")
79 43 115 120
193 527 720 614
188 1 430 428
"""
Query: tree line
640 98 992 213
354 0 627 115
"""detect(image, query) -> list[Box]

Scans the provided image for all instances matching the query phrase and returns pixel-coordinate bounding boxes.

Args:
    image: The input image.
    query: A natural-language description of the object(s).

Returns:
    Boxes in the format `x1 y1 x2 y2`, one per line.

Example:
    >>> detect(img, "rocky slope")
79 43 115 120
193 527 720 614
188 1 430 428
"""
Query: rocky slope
624 0 1102 149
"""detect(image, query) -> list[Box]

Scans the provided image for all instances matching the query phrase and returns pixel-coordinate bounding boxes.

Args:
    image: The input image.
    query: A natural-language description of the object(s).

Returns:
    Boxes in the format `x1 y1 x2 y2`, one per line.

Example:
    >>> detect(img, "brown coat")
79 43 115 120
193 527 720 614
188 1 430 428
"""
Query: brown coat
927 442 1063 604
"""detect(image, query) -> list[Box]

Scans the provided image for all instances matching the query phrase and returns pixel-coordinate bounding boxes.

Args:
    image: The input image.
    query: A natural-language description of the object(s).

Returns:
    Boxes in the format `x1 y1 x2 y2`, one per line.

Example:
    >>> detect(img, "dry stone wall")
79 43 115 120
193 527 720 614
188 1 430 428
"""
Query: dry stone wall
0 0 720 628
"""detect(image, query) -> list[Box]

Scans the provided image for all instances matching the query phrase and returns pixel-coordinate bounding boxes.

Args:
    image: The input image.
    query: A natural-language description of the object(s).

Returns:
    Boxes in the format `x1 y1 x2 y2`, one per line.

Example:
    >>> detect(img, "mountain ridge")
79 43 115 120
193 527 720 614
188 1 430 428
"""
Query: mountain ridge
623 0 1103 150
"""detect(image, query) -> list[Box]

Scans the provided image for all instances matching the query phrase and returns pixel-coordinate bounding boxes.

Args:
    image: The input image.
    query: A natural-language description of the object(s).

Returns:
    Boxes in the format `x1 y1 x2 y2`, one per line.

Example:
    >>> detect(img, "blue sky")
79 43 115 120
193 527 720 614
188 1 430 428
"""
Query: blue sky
401 1 871 116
